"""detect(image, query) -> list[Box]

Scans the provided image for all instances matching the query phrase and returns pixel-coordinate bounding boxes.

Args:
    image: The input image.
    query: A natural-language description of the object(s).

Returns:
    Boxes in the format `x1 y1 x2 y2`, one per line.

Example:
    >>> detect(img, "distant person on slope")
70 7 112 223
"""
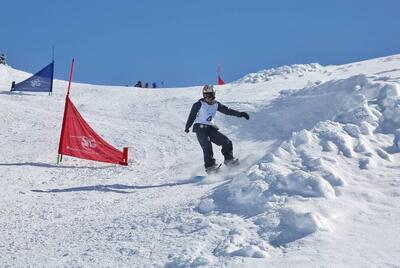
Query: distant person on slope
185 84 250 174
0 53 6 65
134 80 142 88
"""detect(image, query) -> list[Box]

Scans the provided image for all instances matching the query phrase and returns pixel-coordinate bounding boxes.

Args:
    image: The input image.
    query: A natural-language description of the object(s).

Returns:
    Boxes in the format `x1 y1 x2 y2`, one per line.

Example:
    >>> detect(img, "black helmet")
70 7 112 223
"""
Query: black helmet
202 84 216 98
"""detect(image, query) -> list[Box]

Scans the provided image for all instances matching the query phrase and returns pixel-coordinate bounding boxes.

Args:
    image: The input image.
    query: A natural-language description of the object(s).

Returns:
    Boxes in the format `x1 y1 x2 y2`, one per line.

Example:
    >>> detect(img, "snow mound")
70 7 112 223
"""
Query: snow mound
236 63 322 83
201 74 399 254
165 256 211 268
270 208 334 246
213 227 270 258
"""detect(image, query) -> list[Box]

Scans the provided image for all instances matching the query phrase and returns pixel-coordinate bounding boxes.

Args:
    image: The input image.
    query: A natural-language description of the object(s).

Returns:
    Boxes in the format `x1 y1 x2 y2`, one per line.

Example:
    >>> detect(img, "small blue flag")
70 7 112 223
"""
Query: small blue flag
11 61 54 93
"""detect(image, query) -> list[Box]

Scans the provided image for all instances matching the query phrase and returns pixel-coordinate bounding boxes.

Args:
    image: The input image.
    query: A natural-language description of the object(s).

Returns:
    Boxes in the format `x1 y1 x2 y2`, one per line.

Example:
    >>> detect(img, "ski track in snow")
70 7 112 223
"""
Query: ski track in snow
1 55 400 267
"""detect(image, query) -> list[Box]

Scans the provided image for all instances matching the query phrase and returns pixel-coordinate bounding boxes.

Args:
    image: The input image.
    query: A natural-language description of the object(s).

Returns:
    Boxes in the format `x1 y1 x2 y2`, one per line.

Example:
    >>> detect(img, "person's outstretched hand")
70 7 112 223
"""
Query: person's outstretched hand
185 128 190 133
240 112 250 120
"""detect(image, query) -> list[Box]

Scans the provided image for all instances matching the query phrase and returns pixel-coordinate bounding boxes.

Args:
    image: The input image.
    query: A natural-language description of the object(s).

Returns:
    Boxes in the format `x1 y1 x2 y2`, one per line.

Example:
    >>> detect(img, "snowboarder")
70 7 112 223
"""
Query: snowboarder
185 84 250 173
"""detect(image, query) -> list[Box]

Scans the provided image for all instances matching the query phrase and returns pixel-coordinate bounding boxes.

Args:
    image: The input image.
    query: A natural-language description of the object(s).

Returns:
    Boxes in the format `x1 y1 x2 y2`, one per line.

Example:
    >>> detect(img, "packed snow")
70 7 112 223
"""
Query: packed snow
1 54 400 267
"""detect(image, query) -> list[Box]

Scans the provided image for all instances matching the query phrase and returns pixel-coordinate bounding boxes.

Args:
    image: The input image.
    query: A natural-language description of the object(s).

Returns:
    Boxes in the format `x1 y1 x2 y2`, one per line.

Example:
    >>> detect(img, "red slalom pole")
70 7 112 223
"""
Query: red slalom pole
218 64 225 85
57 58 75 164
67 58 75 95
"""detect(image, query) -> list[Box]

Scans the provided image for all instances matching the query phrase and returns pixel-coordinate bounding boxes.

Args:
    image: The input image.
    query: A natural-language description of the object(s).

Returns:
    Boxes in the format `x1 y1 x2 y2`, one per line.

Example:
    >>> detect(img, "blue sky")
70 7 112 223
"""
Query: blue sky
1 0 399 87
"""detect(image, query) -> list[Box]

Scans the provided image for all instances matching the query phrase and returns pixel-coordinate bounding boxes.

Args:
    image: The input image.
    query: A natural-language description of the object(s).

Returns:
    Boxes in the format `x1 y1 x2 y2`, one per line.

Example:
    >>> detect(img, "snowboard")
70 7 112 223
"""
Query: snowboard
205 163 222 175
205 159 241 175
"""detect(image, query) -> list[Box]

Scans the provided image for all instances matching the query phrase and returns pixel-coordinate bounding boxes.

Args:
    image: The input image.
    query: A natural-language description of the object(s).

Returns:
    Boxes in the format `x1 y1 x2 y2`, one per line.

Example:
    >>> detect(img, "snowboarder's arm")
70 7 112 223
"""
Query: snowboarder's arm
185 101 201 131
217 102 242 117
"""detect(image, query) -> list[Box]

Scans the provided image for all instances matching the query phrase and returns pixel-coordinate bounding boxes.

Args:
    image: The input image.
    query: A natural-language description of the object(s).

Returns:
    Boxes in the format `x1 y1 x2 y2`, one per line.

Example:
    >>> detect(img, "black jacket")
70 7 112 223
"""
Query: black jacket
185 98 242 132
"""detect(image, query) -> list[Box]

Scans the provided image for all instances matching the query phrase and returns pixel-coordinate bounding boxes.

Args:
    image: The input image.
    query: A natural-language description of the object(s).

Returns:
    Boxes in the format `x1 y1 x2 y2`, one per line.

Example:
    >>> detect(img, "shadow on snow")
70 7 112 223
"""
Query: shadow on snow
32 176 205 194
0 162 112 169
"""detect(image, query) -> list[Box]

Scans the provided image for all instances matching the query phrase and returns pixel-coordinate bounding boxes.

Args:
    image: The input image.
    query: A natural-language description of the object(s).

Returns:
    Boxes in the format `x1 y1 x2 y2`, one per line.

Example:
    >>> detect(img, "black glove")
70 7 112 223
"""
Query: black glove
185 128 190 133
240 112 250 120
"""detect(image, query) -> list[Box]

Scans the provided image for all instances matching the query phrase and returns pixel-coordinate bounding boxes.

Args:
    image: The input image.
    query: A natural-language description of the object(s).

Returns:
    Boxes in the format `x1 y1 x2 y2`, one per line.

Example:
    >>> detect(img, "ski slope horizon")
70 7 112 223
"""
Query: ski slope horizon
1 54 400 267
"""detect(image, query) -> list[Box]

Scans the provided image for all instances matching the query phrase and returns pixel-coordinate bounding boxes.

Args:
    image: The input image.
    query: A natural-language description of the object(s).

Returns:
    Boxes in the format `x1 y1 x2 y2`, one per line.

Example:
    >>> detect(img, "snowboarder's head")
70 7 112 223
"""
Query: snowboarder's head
202 84 216 104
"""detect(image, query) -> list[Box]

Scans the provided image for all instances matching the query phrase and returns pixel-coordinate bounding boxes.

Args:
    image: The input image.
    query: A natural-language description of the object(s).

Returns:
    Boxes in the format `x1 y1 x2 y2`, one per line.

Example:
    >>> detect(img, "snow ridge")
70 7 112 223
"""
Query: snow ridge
236 63 322 83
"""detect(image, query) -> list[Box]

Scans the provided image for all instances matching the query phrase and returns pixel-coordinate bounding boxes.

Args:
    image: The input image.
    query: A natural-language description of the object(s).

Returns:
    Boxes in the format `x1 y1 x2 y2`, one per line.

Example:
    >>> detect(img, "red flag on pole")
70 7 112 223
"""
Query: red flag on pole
218 64 225 85
57 59 128 166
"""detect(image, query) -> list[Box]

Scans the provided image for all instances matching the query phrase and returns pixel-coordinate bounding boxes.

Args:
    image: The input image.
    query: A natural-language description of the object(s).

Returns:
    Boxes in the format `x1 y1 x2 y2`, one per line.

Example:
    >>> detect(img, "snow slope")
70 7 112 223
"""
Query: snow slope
1 55 400 267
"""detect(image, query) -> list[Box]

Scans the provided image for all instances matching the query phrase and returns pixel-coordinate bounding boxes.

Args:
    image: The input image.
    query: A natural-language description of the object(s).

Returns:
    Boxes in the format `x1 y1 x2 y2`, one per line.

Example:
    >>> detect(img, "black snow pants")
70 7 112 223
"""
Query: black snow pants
195 124 233 168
